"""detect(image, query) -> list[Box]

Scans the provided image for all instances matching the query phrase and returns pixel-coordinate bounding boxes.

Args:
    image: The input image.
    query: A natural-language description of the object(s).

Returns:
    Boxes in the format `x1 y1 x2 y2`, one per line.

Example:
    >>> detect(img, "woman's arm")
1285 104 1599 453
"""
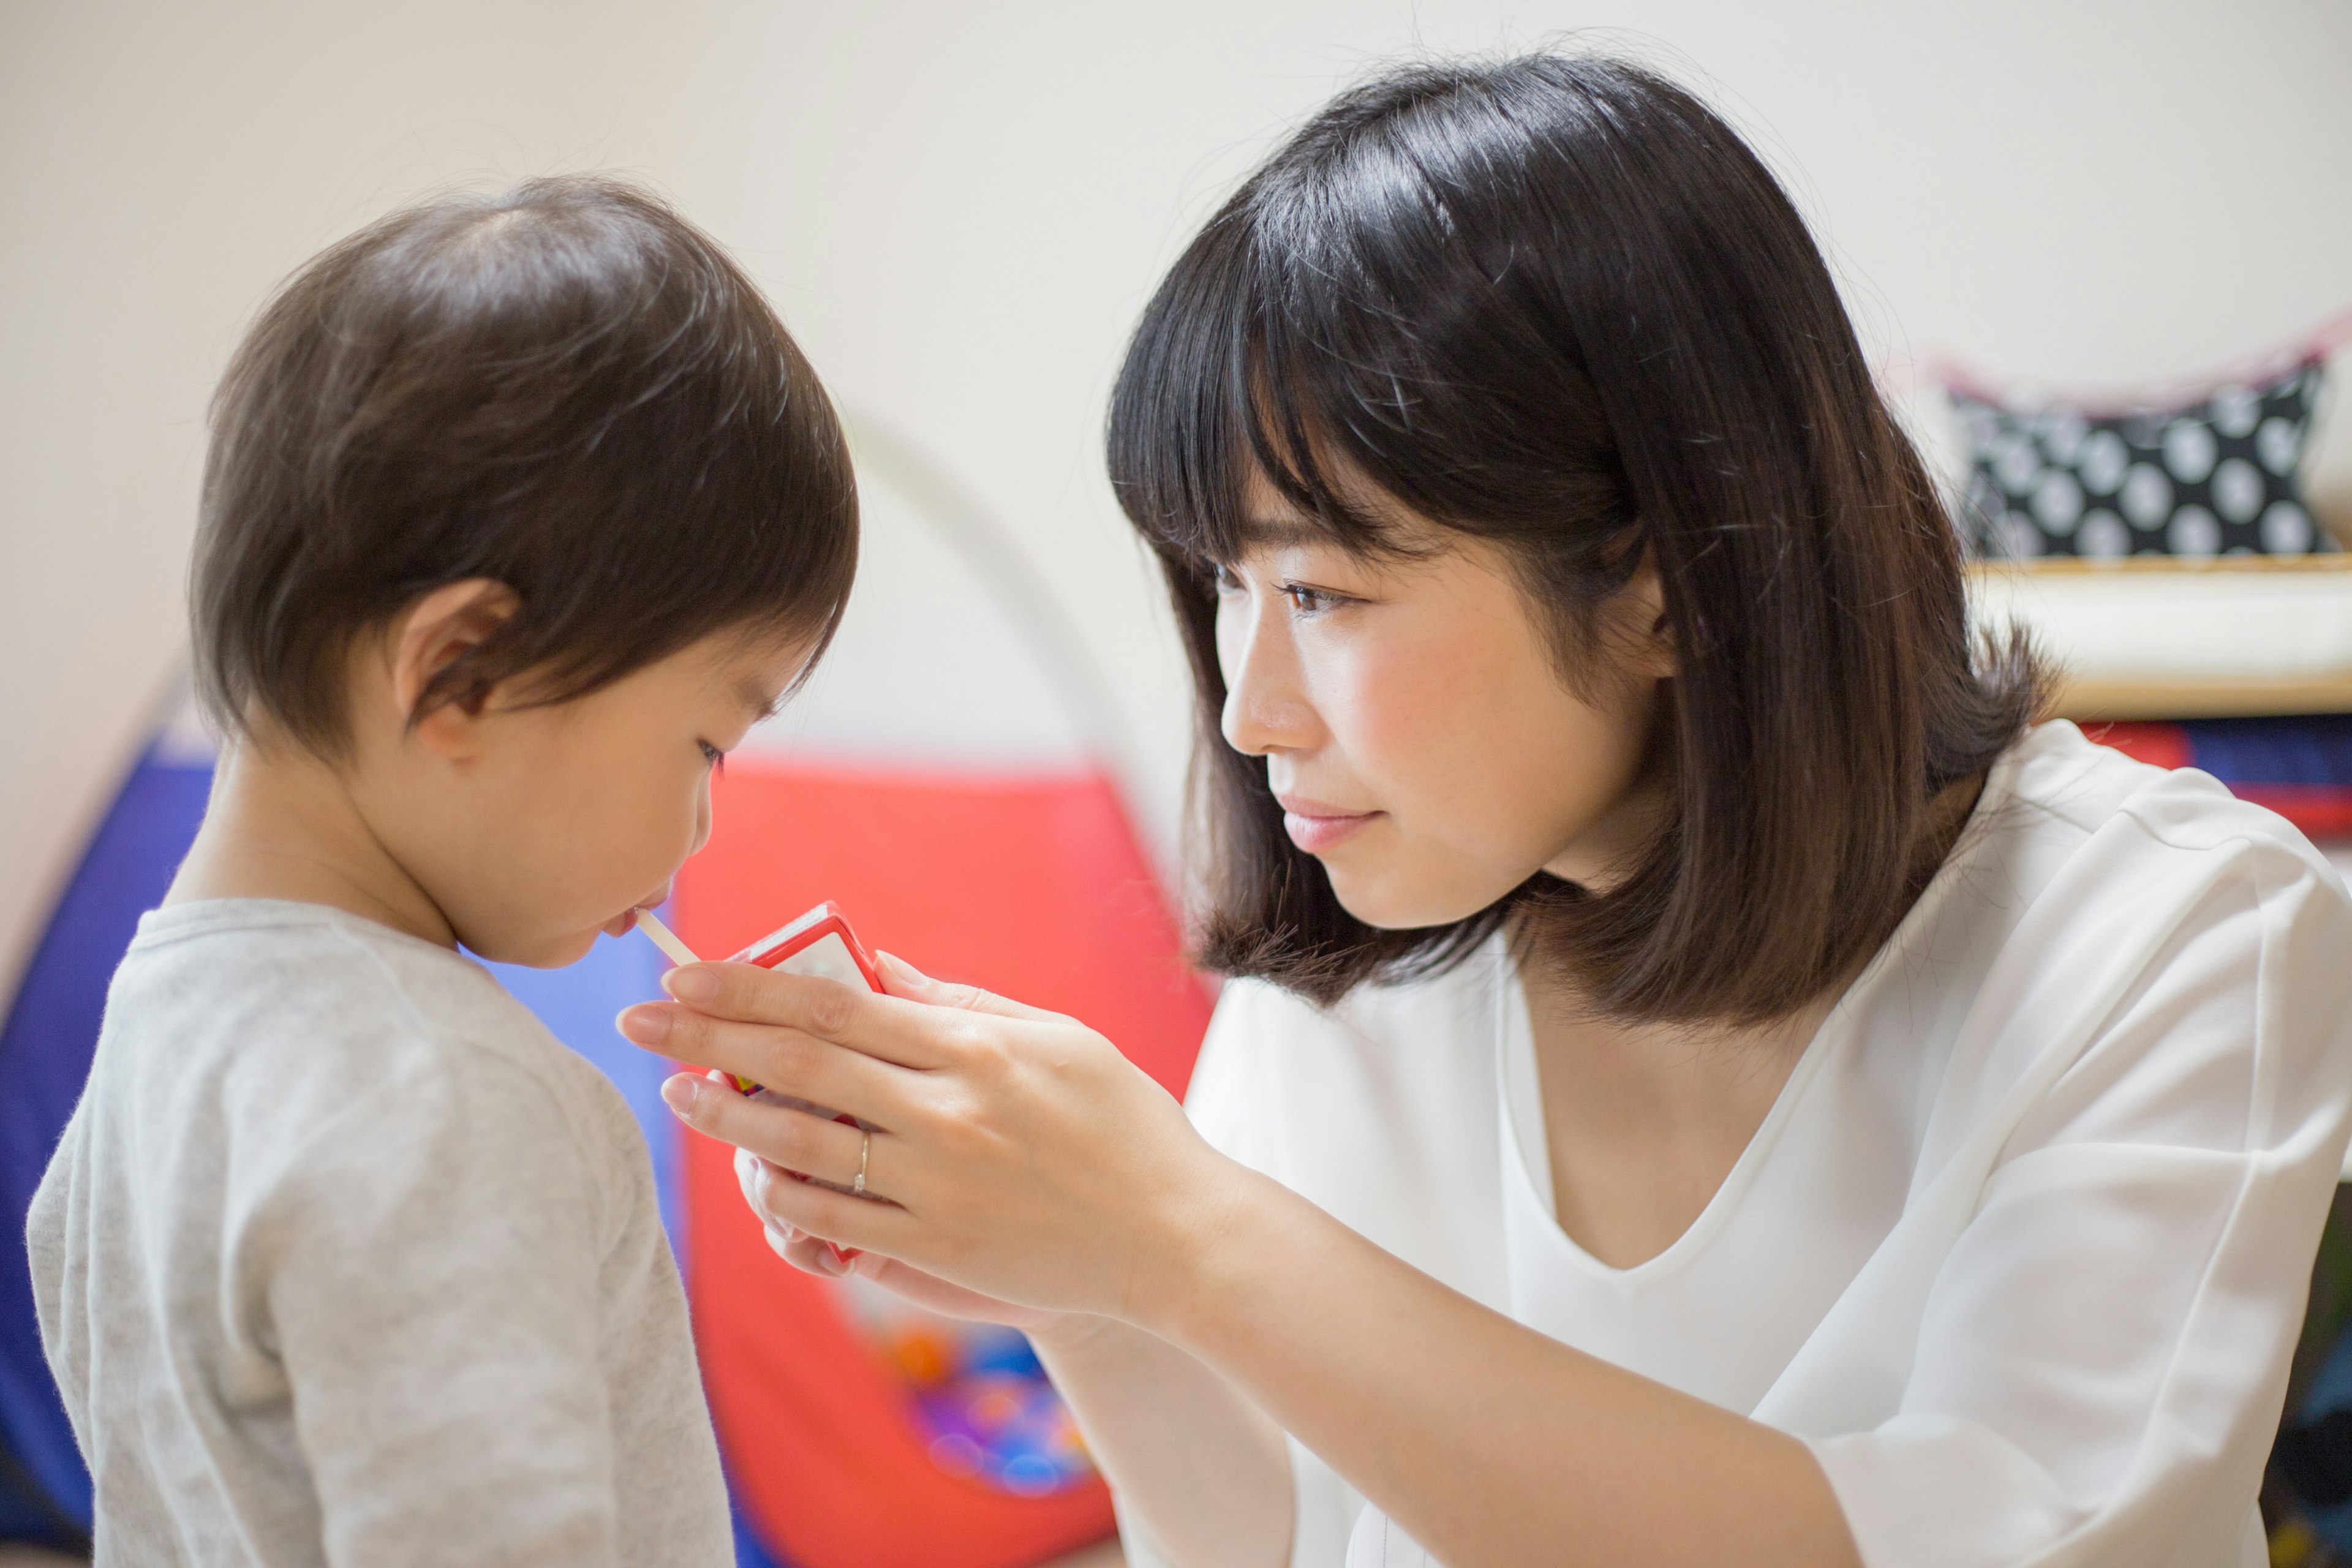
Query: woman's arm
1154 1167 1855 1567
1033 1313 1293 1566
748 1166 1292 1566
625 960 1860 1568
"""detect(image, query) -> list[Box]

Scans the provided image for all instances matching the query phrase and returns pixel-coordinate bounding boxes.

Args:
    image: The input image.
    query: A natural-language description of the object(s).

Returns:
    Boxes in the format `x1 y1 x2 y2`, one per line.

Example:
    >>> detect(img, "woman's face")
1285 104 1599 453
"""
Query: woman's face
1213 484 1673 929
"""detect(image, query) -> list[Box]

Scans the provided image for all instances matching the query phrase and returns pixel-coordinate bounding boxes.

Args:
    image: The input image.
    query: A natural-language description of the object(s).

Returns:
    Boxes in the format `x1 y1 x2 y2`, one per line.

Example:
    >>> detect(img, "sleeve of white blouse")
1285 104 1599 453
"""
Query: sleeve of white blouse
1808 831 2352 1568
1182 978 1284 1172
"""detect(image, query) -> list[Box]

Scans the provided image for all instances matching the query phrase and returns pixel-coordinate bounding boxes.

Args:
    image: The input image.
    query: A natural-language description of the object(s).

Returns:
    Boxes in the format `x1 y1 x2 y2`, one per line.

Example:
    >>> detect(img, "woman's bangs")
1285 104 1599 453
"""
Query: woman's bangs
1107 221 1377 570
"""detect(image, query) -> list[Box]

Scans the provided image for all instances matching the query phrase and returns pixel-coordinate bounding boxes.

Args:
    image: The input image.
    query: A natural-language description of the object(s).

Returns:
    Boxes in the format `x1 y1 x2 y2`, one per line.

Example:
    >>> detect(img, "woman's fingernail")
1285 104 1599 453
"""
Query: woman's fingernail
616 1005 672 1045
818 1245 849 1275
663 966 718 1005
877 951 923 984
660 1074 703 1119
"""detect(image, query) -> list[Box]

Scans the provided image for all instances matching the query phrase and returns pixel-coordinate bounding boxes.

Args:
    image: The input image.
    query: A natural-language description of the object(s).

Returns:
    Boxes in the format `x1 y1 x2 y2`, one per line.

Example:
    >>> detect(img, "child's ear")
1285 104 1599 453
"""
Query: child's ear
387 579 522 757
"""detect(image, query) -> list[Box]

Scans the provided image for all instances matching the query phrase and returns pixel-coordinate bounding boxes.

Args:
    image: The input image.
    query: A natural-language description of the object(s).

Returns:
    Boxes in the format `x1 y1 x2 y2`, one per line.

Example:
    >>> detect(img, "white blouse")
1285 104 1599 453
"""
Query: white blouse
1165 722 2352 1568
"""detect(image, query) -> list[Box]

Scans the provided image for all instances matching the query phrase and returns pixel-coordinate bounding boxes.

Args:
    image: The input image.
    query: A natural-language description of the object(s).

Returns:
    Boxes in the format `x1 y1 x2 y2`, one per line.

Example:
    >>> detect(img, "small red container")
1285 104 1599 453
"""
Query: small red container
724 902 883 1259
731 900 888 989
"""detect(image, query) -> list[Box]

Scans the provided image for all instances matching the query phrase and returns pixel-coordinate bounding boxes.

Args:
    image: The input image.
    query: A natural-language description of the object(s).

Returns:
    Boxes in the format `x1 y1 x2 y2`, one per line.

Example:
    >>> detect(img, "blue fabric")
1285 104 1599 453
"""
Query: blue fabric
0 752 212 1539
2298 1332 2352 1549
2180 714 2352 788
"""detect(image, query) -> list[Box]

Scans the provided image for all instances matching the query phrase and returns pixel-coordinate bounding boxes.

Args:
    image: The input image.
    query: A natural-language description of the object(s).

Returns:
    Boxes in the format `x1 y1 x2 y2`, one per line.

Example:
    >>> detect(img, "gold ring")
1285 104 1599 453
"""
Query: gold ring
853 1129 870 1198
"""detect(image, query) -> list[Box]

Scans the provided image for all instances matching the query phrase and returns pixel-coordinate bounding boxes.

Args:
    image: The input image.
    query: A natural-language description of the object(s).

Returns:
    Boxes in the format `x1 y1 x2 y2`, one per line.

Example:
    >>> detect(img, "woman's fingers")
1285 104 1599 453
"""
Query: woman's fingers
652 960 959 1069
742 1150 916 1256
618 1002 911 1120
765 1222 854 1277
663 1074 880 1195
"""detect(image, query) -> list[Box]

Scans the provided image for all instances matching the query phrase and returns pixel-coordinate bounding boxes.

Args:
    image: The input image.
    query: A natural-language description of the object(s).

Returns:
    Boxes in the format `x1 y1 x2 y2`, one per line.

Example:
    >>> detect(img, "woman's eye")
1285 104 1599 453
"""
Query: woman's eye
1283 583 1343 614
698 741 726 771
1210 562 1245 594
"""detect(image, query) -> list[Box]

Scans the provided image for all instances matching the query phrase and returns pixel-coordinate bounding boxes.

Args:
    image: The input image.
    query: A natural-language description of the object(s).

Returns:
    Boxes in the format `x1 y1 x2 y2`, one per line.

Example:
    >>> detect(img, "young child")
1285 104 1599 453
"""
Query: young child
26 176 858 1564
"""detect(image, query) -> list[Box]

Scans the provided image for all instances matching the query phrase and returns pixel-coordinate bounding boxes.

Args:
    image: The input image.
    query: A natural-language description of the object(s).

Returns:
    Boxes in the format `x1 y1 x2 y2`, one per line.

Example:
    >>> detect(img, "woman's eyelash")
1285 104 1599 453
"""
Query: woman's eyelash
1209 562 1353 612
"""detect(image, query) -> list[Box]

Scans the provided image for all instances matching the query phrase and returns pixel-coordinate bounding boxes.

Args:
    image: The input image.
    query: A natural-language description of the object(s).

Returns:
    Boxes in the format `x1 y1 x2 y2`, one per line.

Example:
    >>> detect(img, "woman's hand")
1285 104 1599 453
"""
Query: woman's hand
731 1142 1099 1341
617 952 1246 1333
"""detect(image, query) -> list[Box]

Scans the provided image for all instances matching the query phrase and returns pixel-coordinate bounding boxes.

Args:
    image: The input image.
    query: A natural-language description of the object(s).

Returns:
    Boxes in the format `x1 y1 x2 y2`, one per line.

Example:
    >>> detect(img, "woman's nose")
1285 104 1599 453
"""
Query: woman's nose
1219 599 1316 758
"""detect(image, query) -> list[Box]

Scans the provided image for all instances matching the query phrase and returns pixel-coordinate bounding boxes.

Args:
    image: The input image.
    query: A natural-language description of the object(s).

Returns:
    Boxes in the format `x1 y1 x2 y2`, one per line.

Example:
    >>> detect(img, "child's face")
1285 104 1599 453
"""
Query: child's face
354 626 808 968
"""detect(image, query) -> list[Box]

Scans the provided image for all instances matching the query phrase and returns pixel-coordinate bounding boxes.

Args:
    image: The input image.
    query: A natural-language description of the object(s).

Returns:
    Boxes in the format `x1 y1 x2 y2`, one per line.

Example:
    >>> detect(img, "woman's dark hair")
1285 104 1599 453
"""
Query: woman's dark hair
1108 53 2041 1024
193 174 856 756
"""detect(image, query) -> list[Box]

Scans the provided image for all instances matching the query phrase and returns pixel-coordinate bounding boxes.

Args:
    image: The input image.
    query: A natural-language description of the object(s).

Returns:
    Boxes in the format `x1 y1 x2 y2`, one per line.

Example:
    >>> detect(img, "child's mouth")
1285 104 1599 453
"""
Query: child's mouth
603 885 676 939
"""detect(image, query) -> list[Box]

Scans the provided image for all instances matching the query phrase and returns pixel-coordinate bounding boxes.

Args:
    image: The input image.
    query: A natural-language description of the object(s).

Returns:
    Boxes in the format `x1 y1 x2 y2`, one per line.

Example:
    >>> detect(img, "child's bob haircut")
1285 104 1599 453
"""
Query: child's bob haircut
192 175 856 755
1108 53 2043 1026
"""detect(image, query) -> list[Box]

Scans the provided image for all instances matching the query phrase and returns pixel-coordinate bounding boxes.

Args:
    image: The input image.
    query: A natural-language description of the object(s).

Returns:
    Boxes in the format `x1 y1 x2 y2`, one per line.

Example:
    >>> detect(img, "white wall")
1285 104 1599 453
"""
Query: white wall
6 0 2350 984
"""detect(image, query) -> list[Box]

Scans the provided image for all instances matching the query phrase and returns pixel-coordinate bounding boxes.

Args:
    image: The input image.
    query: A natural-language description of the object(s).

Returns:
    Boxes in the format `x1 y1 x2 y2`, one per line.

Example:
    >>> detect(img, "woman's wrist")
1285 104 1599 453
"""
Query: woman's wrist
1126 1152 1288 1348
1024 1309 1117 1354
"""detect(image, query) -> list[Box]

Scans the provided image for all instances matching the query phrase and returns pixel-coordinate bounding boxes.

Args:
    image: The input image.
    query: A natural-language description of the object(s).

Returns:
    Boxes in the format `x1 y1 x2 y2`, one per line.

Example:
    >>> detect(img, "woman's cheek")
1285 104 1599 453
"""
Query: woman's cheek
1322 642 1456 813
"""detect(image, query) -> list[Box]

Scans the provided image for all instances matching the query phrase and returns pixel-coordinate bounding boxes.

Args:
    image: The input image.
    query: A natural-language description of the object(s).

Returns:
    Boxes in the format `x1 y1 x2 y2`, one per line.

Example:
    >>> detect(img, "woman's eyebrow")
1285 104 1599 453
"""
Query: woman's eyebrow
1236 518 1327 550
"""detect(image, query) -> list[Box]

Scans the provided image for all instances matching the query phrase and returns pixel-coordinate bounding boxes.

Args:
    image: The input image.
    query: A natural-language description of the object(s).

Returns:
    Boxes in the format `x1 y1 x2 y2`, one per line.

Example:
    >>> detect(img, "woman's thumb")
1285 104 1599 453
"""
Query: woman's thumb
874 949 951 998
875 951 1066 1023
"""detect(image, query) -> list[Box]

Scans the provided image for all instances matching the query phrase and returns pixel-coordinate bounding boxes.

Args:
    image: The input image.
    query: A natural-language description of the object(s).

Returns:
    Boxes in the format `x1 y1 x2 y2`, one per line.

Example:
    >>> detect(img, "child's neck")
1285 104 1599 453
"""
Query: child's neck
168 741 458 950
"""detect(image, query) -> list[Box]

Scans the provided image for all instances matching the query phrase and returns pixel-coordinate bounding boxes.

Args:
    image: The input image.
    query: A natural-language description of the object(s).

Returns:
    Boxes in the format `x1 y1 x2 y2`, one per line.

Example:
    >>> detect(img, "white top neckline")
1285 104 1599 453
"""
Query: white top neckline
1493 734 2030 1283
1495 942 1845 1285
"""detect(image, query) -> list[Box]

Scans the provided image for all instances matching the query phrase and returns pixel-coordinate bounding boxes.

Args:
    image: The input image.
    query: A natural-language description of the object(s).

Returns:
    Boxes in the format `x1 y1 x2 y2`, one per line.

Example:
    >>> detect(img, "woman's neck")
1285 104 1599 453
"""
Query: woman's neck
1518 959 1838 1270
1517 767 1988 1268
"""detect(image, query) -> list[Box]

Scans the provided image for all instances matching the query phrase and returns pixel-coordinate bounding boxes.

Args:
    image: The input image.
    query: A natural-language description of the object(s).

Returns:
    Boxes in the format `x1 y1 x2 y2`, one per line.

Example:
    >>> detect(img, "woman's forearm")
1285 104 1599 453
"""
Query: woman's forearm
1031 1314 1292 1568
1139 1170 1862 1568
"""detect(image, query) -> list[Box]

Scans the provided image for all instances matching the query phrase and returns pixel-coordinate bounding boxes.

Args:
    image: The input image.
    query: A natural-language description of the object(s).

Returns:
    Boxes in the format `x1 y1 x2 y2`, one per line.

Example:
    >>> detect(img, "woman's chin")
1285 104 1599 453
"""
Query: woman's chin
1322 862 1515 932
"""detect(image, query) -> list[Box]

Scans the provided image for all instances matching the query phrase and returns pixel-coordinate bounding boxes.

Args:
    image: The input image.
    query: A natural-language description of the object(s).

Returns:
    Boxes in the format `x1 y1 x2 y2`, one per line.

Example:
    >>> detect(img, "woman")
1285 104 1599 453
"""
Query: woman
617 54 2352 1567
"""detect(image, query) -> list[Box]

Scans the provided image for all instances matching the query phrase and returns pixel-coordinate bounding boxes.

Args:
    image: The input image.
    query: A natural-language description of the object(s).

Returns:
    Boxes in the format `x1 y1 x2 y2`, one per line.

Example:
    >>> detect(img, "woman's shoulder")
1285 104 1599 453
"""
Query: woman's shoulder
1999 720 2337 867
1898 721 2352 1163
1913 719 2352 1047
1953 720 2346 938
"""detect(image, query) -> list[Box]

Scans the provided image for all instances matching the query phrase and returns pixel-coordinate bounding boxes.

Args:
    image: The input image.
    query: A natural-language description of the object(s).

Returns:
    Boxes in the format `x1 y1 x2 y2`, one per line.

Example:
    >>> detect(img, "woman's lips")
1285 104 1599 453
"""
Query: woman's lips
1278 797 1381 853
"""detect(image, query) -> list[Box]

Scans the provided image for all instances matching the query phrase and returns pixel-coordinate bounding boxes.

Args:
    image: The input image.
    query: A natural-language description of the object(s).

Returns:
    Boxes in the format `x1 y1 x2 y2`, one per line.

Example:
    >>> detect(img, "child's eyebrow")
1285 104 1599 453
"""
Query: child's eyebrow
731 676 783 722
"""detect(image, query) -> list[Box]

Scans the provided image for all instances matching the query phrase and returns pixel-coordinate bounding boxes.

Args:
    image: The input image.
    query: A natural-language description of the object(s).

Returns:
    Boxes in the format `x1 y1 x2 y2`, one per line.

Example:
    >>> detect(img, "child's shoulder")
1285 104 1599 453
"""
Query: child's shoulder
114 899 636 1153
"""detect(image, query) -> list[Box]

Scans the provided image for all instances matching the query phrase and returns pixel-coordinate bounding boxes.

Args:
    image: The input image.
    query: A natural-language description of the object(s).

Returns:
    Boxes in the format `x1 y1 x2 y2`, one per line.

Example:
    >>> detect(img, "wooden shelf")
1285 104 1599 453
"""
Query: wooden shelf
1966 559 2352 720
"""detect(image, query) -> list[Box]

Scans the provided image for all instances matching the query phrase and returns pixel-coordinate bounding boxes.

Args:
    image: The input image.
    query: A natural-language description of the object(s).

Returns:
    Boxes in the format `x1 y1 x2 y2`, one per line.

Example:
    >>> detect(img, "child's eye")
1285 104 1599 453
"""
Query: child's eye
698 741 726 771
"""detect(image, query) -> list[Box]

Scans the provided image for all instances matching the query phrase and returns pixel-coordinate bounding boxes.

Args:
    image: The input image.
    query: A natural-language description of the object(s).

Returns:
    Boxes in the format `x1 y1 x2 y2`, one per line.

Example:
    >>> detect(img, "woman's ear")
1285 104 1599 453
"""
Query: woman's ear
1617 548 1678 681
385 579 522 756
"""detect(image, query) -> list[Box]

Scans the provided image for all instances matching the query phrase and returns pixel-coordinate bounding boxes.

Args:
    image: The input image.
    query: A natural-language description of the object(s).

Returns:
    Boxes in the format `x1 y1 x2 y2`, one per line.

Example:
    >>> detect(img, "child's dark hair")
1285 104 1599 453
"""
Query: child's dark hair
192 175 857 755
1109 53 2043 1025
